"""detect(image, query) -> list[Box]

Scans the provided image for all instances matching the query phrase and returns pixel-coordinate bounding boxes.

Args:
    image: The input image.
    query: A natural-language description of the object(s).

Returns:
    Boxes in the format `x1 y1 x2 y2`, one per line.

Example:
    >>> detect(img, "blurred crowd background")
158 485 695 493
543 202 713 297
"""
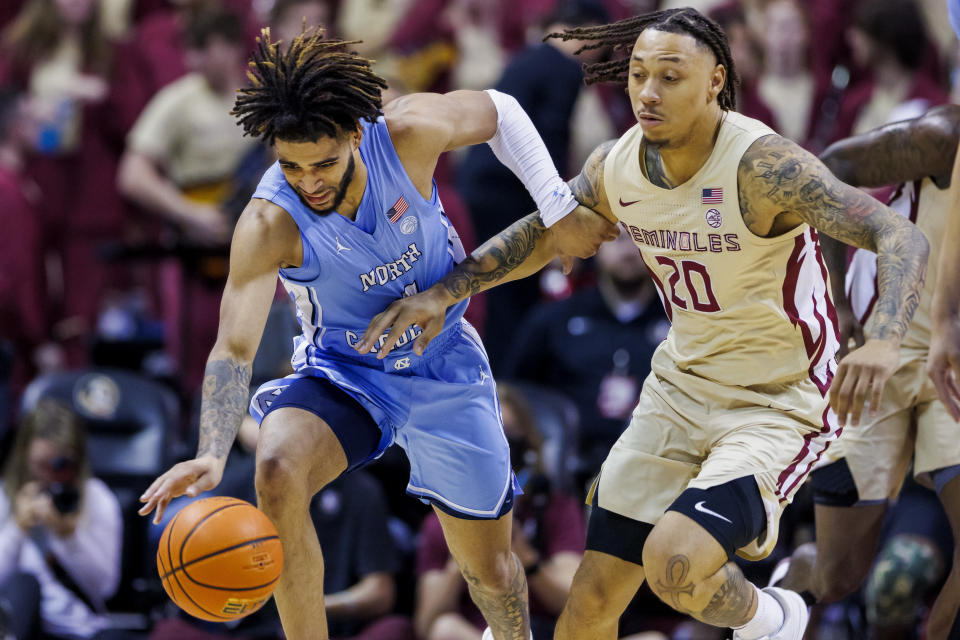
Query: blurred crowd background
0 0 957 638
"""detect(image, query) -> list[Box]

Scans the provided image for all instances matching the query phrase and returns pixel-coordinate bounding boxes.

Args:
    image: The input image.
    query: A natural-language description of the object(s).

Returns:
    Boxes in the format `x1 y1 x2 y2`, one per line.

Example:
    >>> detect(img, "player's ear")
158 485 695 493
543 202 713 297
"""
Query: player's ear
350 126 362 150
708 64 725 103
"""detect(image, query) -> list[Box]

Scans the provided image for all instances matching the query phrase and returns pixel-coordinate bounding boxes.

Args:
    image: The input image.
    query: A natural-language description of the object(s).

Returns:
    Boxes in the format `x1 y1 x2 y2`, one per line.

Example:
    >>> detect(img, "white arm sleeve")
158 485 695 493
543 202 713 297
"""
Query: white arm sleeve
484 89 578 227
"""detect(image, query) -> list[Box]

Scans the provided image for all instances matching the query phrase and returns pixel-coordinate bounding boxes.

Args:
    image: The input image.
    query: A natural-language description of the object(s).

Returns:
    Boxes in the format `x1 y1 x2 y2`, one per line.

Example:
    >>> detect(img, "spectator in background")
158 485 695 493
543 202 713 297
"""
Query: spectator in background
755 0 827 147
117 9 263 393
309 471 413 640
110 0 257 135
503 229 668 488
415 384 584 640
832 0 947 142
2 0 127 368
0 87 54 410
455 0 610 367
0 399 126 640
707 2 776 130
270 0 334 44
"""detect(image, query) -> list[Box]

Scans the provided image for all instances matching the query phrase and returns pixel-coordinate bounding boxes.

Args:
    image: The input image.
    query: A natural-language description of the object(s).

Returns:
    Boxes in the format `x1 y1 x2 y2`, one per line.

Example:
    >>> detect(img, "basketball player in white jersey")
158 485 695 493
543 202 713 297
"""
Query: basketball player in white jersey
778 105 960 640
358 8 929 640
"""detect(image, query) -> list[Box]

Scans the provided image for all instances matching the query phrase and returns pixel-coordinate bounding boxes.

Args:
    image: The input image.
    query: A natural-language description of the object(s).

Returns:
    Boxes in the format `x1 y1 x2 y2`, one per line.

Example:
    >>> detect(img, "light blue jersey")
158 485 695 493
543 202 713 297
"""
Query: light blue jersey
250 117 516 519
252 116 469 374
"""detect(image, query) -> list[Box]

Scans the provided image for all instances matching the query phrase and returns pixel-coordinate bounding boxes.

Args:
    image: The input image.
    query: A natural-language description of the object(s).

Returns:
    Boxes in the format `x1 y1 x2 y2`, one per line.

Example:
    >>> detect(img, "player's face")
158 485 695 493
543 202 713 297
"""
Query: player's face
627 29 725 147
275 131 360 215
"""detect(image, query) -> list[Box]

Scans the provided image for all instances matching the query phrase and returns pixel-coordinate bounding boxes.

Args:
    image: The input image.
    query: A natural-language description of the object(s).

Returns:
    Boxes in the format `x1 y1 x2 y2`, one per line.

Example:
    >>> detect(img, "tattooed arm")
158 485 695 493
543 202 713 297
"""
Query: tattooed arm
357 141 620 357
818 107 959 358
139 199 300 522
820 105 959 189
739 134 929 427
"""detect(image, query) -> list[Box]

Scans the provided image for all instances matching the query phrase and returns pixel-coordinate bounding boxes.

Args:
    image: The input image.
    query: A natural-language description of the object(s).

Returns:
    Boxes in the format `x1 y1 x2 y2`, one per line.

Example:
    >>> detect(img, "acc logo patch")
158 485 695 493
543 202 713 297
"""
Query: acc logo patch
705 208 722 228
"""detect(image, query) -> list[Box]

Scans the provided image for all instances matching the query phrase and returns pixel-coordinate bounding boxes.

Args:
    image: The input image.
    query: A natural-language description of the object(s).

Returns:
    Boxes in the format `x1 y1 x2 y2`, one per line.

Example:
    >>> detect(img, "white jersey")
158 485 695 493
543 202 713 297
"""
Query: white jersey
604 111 840 390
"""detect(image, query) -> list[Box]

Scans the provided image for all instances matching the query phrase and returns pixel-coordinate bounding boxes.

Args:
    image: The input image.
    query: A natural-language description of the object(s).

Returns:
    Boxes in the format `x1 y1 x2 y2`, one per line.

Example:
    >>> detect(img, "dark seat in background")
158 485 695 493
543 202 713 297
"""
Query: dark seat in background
507 381 580 495
21 369 178 616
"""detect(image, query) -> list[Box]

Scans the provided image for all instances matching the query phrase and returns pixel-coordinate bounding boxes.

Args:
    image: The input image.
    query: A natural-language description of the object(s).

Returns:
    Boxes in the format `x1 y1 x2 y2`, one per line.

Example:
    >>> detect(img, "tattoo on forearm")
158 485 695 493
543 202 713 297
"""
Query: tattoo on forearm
568 139 616 208
739 135 929 341
654 554 696 615
700 563 757 628
197 358 251 459
440 213 547 299
644 144 676 189
460 554 530 640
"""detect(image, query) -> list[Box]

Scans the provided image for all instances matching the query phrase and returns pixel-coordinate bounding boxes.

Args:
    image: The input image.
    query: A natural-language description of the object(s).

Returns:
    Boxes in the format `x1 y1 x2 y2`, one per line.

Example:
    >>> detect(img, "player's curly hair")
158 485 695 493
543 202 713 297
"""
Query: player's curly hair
232 26 388 143
545 7 738 111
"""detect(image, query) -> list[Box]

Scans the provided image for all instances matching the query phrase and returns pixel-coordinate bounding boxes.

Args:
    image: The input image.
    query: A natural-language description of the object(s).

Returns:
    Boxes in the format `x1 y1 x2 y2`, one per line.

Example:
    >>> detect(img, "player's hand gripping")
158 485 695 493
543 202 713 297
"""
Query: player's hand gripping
927 316 960 422
551 206 620 263
356 286 453 359
829 338 900 427
139 456 225 525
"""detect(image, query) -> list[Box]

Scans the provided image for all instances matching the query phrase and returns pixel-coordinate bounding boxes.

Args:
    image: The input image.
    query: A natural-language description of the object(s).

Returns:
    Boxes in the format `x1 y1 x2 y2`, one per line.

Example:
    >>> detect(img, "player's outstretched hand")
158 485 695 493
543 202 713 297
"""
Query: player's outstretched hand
139 456 225 525
551 205 620 260
357 286 453 359
829 338 900 427
927 320 960 422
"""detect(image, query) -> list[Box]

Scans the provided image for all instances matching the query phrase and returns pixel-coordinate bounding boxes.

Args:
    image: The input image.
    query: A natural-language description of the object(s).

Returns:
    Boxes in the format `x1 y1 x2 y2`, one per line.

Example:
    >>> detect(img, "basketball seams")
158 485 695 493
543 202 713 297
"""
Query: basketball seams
163 501 234 620
161 534 280 585
157 497 282 621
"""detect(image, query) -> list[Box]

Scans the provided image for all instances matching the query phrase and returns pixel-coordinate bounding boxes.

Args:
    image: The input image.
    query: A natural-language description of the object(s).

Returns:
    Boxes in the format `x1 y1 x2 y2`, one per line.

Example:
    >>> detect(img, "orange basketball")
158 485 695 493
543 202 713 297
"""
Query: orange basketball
156 496 284 622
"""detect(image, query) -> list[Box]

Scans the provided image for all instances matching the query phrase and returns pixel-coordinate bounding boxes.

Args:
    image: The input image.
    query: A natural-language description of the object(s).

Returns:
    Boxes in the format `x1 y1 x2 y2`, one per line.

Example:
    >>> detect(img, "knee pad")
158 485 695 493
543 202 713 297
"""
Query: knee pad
865 535 944 627
809 458 861 507
665 476 765 559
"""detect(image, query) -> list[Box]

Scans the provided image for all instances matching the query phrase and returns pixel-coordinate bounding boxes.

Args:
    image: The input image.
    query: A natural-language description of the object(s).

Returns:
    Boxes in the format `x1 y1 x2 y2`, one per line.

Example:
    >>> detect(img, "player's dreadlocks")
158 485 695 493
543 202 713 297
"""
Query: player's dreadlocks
232 27 388 144
546 7 738 111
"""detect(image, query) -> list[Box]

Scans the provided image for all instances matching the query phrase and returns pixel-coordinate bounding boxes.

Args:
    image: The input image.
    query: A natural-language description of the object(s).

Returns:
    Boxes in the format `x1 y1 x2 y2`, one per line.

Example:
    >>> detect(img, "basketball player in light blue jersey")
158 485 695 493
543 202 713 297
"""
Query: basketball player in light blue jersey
138 27 618 640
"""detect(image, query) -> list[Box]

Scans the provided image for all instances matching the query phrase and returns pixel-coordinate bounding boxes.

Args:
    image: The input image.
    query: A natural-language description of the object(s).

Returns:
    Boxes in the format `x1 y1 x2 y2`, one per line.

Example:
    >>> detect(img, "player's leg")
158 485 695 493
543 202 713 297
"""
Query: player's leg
554 490 649 640
640 477 806 639
925 467 960 638
914 385 960 639
778 459 887 603
433 506 530 640
251 376 384 640
403 329 534 640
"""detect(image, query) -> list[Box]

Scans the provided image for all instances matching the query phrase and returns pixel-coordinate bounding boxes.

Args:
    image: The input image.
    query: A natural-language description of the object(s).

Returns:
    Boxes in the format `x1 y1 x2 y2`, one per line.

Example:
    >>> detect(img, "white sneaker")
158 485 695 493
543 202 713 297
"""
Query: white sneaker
732 587 809 640
481 629 534 640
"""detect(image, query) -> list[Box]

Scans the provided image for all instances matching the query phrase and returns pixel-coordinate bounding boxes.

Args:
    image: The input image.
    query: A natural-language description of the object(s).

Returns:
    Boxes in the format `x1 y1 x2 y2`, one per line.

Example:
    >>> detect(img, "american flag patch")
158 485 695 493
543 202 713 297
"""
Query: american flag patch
387 196 409 223
701 187 723 204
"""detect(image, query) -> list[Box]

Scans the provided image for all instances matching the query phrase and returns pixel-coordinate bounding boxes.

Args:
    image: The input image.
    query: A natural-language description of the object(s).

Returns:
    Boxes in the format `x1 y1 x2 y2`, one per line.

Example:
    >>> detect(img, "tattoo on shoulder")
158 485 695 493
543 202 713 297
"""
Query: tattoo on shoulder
738 135 879 246
569 139 617 209
738 134 928 342
197 358 252 459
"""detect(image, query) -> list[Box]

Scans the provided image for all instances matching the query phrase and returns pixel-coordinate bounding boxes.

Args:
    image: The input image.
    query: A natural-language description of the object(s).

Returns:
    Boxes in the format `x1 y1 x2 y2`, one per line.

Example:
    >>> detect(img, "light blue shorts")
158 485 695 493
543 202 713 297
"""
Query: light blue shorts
250 322 517 519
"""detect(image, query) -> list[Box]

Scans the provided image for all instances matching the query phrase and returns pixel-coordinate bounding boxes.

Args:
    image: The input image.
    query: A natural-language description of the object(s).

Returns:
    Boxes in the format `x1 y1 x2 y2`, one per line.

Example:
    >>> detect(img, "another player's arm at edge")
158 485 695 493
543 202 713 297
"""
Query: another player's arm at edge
357 141 618 355
739 134 930 424
139 199 300 522
816 106 959 348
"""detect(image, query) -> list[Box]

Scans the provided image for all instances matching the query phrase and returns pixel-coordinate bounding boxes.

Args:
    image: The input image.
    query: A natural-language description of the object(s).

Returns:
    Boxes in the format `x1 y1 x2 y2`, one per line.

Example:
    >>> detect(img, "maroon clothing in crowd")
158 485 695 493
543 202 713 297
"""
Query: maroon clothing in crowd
0 165 47 387
416 492 585 628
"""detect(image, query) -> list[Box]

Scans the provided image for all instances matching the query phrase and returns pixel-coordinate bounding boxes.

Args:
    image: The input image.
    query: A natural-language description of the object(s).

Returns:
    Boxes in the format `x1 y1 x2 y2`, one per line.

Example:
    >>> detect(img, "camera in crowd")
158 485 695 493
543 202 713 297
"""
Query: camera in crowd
44 456 80 515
